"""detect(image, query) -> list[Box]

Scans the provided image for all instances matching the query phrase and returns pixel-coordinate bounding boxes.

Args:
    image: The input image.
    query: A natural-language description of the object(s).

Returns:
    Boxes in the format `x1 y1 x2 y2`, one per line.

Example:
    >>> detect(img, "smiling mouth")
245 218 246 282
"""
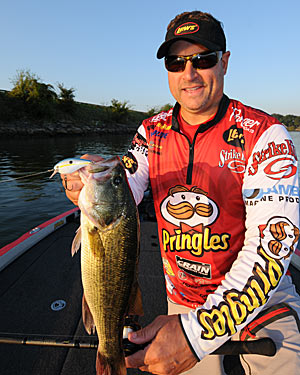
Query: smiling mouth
183 86 203 92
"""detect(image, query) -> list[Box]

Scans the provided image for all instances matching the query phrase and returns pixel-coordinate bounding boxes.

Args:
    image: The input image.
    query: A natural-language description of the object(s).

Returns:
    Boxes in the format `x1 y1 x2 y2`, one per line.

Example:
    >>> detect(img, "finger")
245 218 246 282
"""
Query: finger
128 316 168 345
61 174 83 192
125 348 147 368
81 154 104 162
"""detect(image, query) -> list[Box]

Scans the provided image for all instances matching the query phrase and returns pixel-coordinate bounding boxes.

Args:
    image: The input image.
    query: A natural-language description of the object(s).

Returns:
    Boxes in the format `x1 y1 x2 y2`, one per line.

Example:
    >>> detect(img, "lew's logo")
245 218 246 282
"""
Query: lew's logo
176 256 211 278
175 22 199 35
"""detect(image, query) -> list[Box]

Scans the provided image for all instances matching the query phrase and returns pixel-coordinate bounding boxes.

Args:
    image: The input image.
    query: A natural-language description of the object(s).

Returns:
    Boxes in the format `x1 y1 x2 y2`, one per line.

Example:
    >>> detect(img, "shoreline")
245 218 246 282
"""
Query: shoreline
0 119 138 136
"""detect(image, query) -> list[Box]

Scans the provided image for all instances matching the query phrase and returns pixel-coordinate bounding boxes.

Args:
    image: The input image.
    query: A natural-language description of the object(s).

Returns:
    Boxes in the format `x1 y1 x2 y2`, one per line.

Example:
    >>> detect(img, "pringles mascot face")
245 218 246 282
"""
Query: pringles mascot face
259 216 299 260
160 185 219 228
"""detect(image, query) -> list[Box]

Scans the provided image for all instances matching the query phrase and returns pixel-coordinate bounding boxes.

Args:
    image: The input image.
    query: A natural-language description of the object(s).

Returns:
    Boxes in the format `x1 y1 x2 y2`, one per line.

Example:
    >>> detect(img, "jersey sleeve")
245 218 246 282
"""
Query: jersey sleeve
122 124 150 205
179 124 299 360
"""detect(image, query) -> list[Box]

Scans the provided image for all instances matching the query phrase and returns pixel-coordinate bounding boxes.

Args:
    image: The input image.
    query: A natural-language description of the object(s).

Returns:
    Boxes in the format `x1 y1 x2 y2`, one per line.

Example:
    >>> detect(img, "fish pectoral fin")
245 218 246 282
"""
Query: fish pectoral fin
82 294 96 335
71 227 81 256
127 280 144 316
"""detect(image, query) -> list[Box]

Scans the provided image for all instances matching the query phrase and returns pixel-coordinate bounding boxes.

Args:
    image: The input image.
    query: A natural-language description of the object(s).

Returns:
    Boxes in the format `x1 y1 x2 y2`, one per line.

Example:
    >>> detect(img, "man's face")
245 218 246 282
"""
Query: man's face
167 40 230 124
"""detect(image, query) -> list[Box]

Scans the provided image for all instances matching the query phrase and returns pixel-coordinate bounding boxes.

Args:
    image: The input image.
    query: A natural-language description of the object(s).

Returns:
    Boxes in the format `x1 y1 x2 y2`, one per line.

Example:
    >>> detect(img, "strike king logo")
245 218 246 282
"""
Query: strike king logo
197 216 299 341
248 139 297 180
160 185 231 257
219 149 246 174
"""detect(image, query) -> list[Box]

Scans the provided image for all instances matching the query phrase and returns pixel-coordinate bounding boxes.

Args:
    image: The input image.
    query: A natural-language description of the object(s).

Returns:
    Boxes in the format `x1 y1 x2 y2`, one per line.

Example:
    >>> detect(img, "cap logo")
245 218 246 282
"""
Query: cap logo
175 22 199 36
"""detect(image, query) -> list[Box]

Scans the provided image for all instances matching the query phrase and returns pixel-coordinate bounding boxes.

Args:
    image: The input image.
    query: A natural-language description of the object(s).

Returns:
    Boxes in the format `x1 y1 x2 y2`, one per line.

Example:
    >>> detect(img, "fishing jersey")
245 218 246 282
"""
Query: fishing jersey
122 95 299 359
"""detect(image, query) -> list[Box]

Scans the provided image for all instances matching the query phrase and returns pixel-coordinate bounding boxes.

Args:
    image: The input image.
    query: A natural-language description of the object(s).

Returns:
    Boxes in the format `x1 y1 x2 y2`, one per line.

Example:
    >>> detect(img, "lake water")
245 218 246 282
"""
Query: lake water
0 134 133 248
1 131 300 249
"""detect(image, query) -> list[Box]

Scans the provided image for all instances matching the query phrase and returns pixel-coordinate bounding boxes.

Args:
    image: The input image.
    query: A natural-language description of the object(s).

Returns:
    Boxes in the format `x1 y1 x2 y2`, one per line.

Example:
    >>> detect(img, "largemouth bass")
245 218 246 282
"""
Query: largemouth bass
72 156 142 375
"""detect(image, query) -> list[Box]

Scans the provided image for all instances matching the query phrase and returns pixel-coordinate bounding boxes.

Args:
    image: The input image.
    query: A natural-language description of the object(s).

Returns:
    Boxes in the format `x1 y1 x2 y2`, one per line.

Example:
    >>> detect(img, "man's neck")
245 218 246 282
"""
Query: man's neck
180 106 218 125
180 96 223 125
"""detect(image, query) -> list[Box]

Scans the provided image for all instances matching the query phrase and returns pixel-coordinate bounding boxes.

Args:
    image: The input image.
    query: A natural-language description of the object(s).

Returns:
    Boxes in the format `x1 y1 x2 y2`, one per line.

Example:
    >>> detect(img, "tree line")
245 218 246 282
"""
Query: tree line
0 69 298 130
0 70 149 125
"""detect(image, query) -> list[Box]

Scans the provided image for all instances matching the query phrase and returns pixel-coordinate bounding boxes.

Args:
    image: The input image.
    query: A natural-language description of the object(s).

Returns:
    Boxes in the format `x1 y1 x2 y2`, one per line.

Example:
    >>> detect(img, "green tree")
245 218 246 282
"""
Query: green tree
9 70 57 117
109 99 131 122
57 83 75 102
57 83 76 113
159 103 173 112
294 117 300 129
146 103 173 117
272 113 284 123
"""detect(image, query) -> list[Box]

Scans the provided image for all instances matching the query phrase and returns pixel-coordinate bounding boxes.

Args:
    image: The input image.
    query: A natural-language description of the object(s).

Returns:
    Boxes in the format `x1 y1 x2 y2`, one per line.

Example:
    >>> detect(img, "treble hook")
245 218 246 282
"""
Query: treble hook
63 175 73 191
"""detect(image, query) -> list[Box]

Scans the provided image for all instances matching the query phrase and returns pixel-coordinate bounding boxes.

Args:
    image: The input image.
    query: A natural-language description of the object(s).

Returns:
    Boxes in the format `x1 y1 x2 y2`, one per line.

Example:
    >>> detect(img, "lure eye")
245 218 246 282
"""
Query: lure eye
113 176 122 186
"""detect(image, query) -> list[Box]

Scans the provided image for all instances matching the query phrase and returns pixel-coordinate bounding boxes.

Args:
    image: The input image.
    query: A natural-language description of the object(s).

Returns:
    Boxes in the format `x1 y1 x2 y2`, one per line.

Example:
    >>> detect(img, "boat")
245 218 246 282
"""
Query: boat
0 201 299 375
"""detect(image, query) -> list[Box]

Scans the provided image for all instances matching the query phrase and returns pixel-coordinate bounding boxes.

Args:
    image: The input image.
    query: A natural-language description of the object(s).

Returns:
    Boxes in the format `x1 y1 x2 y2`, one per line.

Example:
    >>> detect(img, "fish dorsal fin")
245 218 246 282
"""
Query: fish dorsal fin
71 226 81 256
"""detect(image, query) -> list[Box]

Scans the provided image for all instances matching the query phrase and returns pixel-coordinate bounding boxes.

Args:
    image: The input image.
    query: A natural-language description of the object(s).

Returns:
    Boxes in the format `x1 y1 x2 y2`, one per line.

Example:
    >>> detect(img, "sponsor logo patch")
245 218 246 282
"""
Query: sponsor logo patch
197 216 299 341
219 149 246 173
243 185 300 205
122 152 138 174
175 22 199 36
248 139 297 179
129 133 148 156
229 107 260 133
176 255 212 278
160 185 230 257
223 125 245 150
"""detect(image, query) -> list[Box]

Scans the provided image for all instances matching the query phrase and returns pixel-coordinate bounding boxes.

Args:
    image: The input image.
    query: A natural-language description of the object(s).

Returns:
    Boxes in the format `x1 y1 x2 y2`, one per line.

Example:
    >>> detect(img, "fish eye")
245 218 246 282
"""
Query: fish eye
181 194 185 199
69 160 73 164
196 196 200 201
288 235 293 238
113 176 123 186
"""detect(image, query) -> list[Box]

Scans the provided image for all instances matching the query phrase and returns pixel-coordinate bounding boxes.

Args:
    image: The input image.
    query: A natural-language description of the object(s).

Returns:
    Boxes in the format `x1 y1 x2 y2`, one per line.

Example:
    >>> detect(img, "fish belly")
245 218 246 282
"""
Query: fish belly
81 213 138 367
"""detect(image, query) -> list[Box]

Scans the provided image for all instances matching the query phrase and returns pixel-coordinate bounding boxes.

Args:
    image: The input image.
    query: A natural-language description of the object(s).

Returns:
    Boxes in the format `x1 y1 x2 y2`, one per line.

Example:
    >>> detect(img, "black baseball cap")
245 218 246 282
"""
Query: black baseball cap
157 17 226 59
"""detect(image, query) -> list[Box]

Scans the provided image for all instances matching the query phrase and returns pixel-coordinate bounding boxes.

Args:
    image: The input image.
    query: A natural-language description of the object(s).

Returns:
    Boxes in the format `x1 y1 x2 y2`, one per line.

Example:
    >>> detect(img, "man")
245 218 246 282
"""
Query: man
63 11 300 375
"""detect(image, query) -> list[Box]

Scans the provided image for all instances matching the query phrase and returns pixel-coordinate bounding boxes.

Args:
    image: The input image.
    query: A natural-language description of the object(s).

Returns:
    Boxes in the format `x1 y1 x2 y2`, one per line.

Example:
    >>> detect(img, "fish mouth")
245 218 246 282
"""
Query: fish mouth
88 156 120 180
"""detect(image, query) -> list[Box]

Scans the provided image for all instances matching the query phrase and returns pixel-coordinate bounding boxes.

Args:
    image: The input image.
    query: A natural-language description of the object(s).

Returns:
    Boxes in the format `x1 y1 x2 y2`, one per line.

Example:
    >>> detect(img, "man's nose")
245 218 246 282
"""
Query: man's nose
182 60 199 79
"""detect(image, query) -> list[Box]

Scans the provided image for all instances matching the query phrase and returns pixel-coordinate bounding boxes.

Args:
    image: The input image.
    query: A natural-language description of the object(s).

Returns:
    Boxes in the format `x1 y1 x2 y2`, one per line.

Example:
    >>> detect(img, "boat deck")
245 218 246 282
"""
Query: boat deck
0 216 165 375
0 214 299 375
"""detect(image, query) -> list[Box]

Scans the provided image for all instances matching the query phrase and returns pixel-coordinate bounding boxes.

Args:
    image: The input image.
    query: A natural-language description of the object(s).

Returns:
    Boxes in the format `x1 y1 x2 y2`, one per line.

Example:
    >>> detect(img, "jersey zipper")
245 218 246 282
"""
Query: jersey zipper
171 95 230 186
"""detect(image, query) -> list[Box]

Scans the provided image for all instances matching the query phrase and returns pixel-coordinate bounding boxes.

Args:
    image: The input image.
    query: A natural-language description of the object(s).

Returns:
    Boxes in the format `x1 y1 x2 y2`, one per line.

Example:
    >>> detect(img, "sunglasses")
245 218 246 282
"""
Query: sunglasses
165 51 223 72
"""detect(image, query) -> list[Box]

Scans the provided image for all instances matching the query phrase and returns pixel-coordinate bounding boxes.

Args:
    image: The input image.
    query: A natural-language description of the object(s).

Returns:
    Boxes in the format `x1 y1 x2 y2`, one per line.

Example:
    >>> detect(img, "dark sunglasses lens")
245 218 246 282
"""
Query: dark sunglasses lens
165 57 185 72
192 53 218 69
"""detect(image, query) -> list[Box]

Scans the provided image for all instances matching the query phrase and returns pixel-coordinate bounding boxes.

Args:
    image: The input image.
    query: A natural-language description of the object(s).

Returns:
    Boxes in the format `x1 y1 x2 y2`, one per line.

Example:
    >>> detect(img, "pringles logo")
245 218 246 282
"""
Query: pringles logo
175 22 199 36
160 185 230 257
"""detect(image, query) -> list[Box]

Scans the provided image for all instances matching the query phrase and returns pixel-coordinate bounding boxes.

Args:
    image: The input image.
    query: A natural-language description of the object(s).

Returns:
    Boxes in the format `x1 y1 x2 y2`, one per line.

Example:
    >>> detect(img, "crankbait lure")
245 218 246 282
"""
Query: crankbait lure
50 158 92 178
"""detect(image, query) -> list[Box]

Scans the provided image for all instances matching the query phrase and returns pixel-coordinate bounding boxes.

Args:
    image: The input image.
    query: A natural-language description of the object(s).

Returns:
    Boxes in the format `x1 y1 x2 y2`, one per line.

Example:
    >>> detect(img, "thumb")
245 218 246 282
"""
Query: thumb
128 316 167 345
128 325 157 345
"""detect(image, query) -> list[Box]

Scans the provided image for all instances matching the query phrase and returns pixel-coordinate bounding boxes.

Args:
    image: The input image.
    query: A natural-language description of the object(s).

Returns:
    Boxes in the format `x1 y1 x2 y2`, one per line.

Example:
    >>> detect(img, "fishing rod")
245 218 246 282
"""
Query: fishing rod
0 333 276 357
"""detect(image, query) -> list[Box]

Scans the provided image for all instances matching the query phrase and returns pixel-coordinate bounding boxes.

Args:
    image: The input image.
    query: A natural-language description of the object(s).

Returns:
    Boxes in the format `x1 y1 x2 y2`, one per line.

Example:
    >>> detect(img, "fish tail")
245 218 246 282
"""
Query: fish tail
96 351 126 375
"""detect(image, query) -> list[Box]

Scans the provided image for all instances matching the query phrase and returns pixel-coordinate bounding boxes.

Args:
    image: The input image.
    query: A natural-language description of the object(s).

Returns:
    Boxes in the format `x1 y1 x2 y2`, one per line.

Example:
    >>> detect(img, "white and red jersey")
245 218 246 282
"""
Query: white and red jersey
122 95 299 359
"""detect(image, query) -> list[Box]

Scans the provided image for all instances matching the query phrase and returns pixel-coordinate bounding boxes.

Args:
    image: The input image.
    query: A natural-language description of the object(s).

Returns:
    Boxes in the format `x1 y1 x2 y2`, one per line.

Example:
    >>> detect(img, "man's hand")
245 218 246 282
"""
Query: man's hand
125 315 198 375
61 154 103 205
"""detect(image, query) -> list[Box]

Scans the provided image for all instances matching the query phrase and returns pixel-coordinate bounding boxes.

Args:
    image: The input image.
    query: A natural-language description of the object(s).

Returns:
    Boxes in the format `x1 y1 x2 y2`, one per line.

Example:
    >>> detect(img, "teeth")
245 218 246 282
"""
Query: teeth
185 87 200 91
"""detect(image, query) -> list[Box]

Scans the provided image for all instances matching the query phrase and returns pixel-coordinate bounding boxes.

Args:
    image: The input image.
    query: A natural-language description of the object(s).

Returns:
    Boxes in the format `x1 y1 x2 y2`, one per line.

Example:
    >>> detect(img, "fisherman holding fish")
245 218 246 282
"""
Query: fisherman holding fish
60 10 300 375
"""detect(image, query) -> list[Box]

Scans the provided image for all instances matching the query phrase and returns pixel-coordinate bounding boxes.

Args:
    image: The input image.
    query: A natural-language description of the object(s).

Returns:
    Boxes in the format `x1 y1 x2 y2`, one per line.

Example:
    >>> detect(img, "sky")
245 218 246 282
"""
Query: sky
0 0 299 116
